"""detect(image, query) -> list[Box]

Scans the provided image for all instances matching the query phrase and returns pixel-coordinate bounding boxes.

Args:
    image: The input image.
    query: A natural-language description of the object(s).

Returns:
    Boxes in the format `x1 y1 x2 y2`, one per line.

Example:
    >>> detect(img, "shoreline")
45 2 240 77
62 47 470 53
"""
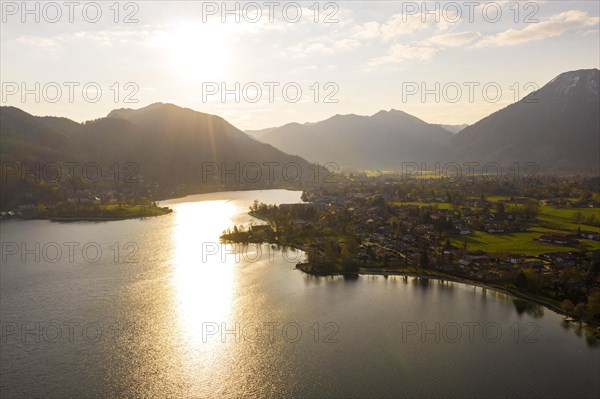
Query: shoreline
3 188 301 223
363 269 595 325
226 207 599 328
254 229 599 327
295 263 600 327
1 207 173 223
46 214 172 222
225 225 595 326
1 215 171 222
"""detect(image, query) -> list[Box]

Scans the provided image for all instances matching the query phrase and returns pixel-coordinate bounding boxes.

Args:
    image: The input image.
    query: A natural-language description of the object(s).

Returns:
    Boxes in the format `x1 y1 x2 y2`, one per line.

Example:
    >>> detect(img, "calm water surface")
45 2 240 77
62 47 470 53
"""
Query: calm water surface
1 189 599 398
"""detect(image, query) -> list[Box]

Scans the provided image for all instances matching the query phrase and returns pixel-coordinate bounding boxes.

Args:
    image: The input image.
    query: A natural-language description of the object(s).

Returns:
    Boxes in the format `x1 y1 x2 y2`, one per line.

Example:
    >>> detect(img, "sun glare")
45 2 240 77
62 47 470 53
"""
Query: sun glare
163 22 232 82
171 200 238 336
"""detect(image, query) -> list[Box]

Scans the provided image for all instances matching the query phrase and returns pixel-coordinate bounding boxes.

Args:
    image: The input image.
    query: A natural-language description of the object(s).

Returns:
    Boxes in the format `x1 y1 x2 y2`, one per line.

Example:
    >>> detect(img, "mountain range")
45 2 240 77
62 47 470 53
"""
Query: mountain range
1 68 598 206
448 68 599 170
248 68 599 171
0 103 321 208
253 110 454 169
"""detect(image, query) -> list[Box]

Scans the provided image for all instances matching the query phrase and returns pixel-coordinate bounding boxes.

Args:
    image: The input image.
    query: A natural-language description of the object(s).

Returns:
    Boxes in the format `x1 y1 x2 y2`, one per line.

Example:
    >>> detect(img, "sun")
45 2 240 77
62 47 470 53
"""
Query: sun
163 22 232 82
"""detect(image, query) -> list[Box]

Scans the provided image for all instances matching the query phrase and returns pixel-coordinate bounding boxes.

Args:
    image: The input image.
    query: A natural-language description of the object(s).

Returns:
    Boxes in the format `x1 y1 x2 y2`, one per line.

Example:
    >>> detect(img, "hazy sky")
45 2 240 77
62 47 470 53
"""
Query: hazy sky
1 1 599 130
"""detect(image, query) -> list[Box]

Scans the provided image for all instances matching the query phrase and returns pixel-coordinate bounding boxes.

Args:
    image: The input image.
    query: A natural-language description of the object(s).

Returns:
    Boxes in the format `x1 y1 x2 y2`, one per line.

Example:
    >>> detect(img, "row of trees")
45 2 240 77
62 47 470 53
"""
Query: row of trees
573 211 600 227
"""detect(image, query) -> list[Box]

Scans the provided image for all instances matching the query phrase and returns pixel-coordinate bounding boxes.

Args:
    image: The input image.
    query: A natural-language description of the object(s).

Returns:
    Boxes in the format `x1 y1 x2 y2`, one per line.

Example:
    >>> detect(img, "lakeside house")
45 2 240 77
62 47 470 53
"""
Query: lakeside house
581 231 600 241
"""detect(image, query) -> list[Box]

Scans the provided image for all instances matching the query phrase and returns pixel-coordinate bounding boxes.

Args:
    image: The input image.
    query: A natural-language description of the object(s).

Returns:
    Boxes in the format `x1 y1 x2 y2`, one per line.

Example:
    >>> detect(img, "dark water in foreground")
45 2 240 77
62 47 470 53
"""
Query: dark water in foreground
1 190 599 398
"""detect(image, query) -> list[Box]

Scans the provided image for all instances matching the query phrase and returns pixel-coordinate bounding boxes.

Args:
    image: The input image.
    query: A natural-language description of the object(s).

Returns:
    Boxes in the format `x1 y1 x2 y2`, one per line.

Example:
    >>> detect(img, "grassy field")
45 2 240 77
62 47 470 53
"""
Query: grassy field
537 205 600 233
483 195 512 202
453 231 564 256
452 228 600 256
391 201 454 210
466 195 511 202
391 197 600 255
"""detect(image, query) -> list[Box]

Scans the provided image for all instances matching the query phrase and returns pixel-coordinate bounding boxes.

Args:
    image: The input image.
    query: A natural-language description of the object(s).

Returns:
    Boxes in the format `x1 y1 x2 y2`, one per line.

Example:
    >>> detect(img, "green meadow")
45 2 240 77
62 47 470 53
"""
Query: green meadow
391 199 600 255
391 201 454 210
537 205 600 233
451 229 600 256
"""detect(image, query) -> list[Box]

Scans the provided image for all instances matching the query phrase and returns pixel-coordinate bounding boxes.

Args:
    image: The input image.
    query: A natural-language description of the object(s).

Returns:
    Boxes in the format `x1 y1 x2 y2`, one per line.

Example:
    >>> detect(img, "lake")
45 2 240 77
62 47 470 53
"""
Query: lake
1 189 598 398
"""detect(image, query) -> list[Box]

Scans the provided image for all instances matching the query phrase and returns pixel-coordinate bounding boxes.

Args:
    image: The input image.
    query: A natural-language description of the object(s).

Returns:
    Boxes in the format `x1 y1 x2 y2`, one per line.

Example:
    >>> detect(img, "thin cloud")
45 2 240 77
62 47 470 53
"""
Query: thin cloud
351 12 457 43
474 10 599 48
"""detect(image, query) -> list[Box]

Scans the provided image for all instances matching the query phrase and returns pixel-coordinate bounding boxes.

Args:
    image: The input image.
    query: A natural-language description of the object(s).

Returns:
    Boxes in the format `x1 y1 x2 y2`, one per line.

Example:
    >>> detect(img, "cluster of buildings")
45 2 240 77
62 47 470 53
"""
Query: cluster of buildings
287 189 599 290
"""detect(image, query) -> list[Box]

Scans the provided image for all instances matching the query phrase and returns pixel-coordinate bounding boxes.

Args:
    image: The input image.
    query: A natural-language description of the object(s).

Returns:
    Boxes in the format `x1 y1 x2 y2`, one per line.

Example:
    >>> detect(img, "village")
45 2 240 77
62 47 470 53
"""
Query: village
223 175 600 323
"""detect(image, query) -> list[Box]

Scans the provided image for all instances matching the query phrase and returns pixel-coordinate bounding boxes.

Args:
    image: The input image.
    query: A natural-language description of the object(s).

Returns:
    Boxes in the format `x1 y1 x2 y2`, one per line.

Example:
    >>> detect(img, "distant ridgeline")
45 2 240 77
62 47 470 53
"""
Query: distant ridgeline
2 68 599 210
251 69 599 172
0 103 325 210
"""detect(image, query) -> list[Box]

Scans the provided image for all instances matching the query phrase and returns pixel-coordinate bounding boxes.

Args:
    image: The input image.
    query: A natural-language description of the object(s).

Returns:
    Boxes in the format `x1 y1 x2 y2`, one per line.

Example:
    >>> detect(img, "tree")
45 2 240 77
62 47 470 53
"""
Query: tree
523 201 539 219
515 271 528 290
573 303 588 319
419 250 429 269
560 299 575 313
37 203 47 215
587 291 600 319
496 202 505 215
